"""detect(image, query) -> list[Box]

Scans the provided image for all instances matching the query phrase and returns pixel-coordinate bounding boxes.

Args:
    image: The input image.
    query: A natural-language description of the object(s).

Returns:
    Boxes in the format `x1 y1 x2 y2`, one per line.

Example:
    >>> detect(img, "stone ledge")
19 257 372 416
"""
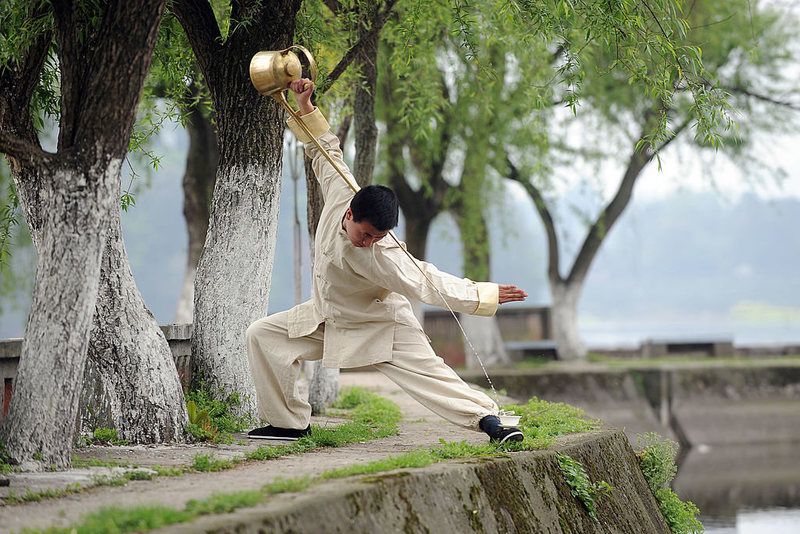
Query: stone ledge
164 430 669 534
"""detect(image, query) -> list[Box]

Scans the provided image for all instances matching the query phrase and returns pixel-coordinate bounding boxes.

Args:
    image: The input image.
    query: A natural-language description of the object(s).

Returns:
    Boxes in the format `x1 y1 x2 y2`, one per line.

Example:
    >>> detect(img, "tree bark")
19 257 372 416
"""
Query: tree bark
173 0 303 416
351 3 380 187
0 0 166 469
2 163 119 469
549 280 586 362
174 105 217 324
454 167 510 368
81 210 187 443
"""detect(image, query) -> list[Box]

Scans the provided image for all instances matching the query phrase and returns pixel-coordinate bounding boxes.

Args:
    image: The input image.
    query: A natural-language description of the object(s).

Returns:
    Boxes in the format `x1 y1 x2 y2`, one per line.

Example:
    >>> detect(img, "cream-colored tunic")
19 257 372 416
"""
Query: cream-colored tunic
285 108 498 369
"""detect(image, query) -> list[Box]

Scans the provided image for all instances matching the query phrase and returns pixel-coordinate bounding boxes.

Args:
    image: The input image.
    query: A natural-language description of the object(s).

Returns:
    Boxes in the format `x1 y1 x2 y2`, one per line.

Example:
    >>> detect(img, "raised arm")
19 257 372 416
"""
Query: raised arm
285 79 356 203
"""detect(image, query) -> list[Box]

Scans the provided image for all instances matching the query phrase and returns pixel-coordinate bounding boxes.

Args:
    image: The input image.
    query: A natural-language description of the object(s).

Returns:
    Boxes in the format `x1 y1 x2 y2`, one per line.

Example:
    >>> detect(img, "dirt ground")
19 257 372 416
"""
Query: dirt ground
0 372 510 533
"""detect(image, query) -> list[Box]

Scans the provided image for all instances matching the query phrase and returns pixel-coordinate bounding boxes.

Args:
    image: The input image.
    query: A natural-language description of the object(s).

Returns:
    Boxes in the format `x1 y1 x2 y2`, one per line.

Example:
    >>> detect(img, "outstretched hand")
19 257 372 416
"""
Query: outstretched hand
288 78 315 115
498 284 528 305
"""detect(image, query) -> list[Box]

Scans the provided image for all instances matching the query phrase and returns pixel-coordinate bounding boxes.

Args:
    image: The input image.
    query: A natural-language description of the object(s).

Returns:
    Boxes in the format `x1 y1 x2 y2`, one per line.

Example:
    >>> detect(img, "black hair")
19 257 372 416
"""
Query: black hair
350 185 399 231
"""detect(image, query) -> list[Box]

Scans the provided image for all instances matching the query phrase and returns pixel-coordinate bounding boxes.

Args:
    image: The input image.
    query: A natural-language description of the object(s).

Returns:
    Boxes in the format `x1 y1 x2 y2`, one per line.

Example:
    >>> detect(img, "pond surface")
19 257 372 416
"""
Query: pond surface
674 442 800 533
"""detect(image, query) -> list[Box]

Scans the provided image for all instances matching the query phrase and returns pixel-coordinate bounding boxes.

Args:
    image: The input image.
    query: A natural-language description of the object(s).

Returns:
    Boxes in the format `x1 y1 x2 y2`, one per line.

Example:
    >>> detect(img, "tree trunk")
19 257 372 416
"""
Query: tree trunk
459 313 509 368
0 0 166 469
13 169 189 446
80 210 187 443
352 3 380 188
455 195 510 368
550 280 586 361
303 150 339 414
1 162 118 469
175 107 217 324
404 214 433 260
173 1 304 417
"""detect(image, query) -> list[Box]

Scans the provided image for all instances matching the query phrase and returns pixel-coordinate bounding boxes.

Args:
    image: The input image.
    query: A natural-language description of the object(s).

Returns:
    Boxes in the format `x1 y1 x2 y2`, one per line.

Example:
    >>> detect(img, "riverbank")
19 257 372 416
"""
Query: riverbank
459 357 800 447
0 372 678 533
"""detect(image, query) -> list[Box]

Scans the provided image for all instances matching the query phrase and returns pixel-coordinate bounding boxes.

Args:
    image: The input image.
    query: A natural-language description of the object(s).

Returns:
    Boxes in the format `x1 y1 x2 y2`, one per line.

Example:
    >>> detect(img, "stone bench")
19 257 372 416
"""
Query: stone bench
0 325 194 421
504 339 558 360
642 338 734 358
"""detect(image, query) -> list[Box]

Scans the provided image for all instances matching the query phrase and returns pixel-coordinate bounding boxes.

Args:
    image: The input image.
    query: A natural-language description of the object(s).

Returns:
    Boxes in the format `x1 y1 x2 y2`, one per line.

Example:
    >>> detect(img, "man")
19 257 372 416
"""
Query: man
246 78 528 444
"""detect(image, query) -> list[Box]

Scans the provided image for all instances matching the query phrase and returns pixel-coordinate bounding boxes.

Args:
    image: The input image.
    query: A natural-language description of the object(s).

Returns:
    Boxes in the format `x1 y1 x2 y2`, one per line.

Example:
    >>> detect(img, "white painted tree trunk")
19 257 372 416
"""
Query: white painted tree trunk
80 212 187 443
0 163 118 469
459 314 511 368
192 164 281 417
306 364 339 415
174 265 195 324
550 281 587 361
303 158 339 415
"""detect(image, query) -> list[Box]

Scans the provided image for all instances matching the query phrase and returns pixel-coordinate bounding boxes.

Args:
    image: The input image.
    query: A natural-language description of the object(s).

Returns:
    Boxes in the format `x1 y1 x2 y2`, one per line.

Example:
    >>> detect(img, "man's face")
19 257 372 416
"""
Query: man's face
343 208 389 248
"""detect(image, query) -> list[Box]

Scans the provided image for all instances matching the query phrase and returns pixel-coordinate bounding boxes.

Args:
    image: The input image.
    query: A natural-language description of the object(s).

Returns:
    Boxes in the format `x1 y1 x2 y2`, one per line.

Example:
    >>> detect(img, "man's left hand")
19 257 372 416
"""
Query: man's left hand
498 284 528 304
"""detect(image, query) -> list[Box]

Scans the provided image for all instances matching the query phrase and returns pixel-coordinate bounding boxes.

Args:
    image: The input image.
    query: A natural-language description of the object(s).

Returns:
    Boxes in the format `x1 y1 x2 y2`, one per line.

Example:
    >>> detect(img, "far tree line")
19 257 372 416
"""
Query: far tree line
0 0 796 470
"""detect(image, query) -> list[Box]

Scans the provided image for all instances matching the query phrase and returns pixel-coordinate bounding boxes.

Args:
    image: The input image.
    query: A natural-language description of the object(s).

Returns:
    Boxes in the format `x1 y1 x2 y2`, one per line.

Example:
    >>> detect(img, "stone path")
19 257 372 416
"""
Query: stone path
0 372 510 533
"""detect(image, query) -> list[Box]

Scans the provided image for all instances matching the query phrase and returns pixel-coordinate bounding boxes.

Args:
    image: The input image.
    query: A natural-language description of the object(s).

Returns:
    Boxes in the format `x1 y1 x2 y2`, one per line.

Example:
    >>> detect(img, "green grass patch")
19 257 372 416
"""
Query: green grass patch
246 386 402 462
71 457 132 469
6 483 83 505
556 453 612 521
192 453 235 472
503 396 600 450
150 465 189 477
262 476 314 495
185 386 255 444
636 433 703 534
0 441 14 474
90 428 128 446
27 506 195 534
184 490 263 514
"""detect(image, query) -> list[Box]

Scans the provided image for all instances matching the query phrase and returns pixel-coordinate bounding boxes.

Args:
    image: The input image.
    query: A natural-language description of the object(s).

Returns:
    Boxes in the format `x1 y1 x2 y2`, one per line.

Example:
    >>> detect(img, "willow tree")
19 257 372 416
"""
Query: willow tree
376 4 556 366
503 0 797 360
0 0 173 469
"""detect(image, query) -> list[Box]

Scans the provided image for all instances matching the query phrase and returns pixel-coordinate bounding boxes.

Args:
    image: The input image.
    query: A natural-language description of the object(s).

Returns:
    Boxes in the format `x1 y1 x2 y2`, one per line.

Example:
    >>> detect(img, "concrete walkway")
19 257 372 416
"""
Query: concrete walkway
0 372 508 533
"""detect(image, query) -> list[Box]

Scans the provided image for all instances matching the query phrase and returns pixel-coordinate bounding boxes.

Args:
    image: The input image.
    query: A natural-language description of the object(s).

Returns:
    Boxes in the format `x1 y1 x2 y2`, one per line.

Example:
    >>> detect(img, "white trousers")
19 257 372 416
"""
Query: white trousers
246 310 498 431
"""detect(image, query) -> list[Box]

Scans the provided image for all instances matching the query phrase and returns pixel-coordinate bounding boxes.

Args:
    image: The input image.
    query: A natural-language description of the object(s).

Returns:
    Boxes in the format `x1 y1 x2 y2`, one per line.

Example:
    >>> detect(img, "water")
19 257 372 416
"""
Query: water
704 508 800 534
674 443 800 533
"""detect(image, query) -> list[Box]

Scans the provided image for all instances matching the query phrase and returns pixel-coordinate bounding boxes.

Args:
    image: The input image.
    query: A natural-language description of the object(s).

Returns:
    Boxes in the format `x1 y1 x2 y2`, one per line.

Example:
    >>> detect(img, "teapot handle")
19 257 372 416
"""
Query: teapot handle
282 45 317 84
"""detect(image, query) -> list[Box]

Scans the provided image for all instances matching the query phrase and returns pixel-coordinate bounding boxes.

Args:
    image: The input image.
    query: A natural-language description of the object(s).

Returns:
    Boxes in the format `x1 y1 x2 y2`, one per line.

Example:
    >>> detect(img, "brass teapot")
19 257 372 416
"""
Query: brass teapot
249 45 317 96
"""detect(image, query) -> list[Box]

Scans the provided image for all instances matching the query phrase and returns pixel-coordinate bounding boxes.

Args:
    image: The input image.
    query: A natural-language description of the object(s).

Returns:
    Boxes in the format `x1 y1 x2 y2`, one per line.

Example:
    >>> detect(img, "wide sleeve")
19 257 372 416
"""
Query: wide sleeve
350 238 499 317
286 107 357 204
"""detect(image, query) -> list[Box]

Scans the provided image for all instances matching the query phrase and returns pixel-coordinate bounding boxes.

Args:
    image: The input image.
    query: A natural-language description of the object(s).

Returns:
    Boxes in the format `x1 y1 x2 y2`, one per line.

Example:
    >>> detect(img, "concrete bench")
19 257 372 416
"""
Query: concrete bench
642 338 734 358
504 340 558 360
0 325 194 421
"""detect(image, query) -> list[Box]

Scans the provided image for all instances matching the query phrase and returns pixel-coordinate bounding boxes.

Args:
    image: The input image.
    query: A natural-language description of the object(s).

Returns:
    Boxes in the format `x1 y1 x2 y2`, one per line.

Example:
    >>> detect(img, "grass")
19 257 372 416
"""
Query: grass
10 386 401 507
90 428 128 446
556 453 612 521
192 454 234 472
185 387 255 444
29 392 601 533
636 433 703 534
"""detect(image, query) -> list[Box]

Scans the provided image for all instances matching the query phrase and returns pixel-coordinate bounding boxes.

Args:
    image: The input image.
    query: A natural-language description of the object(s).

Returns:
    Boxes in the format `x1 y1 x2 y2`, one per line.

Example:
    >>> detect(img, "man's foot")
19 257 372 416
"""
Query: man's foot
247 424 311 441
479 415 524 444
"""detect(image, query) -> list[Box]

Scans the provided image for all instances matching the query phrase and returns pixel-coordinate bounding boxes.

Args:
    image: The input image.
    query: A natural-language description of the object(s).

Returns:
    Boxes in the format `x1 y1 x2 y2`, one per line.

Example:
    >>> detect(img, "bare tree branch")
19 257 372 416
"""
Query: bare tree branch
0 131 56 166
323 0 341 13
171 0 224 83
725 85 800 111
567 117 691 284
504 156 563 283
318 0 399 95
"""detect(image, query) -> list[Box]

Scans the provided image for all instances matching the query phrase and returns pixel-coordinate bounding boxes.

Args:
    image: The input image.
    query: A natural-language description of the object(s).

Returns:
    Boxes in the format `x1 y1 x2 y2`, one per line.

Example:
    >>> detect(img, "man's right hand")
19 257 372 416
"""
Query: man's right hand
288 78 315 116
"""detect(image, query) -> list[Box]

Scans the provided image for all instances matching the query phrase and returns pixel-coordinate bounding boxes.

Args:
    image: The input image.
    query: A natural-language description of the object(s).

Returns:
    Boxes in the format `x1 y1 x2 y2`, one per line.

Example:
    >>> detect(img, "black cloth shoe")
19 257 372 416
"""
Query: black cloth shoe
247 424 311 441
479 415 524 444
